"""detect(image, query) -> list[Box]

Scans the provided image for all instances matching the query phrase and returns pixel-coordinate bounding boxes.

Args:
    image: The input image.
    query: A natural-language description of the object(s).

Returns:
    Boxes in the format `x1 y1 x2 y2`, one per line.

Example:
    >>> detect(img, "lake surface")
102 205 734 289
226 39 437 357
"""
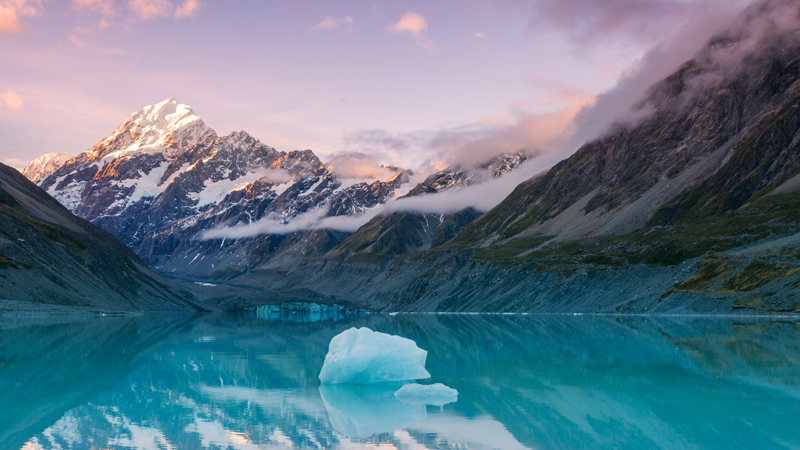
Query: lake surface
2 312 800 449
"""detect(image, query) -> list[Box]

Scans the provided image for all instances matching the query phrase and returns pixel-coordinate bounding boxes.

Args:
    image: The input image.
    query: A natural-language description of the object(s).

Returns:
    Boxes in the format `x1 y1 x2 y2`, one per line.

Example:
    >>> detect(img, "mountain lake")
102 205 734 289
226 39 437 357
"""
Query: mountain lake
2 311 799 449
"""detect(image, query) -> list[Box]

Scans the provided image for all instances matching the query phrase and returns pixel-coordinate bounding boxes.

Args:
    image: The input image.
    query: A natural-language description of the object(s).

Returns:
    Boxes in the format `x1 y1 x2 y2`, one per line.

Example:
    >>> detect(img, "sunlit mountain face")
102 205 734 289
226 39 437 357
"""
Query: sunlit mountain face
6 313 800 450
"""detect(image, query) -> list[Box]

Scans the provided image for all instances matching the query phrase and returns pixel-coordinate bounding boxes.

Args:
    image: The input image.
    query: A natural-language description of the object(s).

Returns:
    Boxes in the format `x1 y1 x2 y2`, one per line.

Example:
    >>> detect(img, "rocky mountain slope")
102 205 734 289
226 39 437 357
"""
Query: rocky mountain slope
191 0 800 314
0 162 204 312
36 99 419 270
33 99 528 278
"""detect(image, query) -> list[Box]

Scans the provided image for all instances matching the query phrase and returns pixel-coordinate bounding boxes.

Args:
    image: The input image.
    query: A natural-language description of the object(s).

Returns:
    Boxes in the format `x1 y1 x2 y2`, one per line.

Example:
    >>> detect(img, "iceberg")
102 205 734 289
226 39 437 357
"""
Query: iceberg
319 327 431 384
394 383 459 406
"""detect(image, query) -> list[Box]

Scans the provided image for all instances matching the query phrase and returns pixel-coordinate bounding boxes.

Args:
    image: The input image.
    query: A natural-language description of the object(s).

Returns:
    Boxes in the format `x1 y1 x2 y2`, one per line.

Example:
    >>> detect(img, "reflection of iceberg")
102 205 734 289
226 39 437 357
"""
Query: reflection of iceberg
319 384 427 438
394 383 458 406
319 327 430 384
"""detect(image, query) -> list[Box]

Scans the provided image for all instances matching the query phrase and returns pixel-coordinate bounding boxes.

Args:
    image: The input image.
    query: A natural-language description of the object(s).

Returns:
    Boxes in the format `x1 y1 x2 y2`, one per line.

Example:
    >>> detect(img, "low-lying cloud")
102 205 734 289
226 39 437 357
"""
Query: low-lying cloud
200 206 377 239
325 153 399 179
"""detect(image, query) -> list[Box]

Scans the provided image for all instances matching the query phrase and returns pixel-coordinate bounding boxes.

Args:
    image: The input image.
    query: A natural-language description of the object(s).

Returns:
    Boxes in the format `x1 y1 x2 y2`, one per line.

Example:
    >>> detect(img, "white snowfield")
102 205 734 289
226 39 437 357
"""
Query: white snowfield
318 327 431 384
21 152 72 183
100 97 215 161
394 382 459 406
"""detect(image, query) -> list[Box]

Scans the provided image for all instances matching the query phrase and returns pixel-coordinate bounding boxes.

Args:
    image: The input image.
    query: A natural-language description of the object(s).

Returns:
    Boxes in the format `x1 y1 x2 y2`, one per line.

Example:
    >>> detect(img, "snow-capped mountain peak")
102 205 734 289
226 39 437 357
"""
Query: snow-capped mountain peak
21 152 73 183
94 98 218 161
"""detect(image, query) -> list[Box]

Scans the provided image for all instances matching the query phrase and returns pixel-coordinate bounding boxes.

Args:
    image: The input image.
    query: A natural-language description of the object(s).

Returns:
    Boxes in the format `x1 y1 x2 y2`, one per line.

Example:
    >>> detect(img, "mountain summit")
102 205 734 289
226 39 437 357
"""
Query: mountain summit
92 98 217 161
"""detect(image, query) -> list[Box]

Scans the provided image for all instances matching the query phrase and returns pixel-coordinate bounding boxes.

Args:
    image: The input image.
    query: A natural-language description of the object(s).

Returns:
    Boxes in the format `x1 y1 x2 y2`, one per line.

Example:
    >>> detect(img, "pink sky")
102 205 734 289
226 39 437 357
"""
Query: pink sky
0 0 754 171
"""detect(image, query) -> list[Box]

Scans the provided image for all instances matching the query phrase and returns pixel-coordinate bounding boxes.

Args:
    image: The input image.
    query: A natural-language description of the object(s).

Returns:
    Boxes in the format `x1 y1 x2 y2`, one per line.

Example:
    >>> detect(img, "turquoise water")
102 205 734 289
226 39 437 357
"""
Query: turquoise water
2 313 799 449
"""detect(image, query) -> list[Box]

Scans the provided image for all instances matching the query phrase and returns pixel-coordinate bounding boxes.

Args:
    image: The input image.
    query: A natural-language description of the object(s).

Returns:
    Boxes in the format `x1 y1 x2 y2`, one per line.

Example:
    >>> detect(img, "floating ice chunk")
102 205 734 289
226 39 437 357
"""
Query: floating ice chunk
394 383 459 406
319 385 426 438
319 327 431 384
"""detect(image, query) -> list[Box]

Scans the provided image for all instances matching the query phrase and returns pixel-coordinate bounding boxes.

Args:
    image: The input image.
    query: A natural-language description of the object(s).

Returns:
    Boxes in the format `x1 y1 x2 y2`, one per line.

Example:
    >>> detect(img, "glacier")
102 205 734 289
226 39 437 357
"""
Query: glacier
318 327 430 384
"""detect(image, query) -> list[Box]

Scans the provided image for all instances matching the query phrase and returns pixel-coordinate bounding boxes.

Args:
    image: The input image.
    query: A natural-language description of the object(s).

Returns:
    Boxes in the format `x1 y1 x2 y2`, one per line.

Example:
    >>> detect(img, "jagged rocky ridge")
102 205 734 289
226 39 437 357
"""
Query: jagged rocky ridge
37 99 417 271
0 162 203 311
35 99 528 277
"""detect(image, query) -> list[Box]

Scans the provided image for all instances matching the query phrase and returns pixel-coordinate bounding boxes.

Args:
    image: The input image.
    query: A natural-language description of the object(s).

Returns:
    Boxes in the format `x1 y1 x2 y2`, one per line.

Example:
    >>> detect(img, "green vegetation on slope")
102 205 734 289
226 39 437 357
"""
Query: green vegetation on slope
465 192 800 272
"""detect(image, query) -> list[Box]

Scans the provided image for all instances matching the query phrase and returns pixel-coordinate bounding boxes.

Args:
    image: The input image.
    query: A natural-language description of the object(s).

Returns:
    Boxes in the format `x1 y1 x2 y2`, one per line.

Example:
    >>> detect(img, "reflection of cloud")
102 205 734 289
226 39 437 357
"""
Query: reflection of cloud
388 12 432 49
312 15 353 31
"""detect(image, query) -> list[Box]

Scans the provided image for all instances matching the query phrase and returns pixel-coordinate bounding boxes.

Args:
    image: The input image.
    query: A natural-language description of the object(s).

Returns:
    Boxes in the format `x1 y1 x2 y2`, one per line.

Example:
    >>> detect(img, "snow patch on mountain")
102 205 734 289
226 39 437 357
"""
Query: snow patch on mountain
98 98 217 161
22 153 72 183
192 170 266 208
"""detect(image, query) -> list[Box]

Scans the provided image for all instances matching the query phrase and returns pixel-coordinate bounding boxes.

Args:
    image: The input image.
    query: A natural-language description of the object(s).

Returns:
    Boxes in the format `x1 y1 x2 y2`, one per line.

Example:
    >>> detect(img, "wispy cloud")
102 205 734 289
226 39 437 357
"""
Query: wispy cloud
388 11 432 49
200 205 376 239
67 18 110 45
72 0 116 17
343 87 595 172
312 15 354 31
174 0 199 19
473 31 485 38
1 90 25 109
325 153 399 179
127 0 172 20
0 0 40 34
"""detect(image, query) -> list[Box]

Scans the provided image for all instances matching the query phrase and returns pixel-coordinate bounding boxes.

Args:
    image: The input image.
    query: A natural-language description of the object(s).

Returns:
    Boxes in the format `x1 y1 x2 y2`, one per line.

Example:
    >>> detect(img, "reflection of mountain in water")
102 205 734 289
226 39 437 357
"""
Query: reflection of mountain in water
7 314 800 449
0 315 195 450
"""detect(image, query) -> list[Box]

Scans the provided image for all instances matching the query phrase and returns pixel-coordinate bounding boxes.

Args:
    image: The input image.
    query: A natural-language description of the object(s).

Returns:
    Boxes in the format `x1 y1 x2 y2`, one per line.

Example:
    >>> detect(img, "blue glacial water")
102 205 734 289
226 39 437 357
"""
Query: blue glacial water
1 312 800 449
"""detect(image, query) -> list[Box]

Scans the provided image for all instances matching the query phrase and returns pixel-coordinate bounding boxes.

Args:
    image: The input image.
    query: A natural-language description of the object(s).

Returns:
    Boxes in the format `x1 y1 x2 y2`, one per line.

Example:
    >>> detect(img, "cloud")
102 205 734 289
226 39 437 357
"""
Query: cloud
127 0 172 20
559 0 759 152
474 31 485 38
312 15 353 31
2 157 27 170
518 0 752 49
200 205 376 239
199 162 539 240
325 153 399 179
174 0 199 19
388 11 432 48
260 168 295 185
72 0 116 17
343 88 595 173
0 0 40 33
1 89 24 109
67 18 110 46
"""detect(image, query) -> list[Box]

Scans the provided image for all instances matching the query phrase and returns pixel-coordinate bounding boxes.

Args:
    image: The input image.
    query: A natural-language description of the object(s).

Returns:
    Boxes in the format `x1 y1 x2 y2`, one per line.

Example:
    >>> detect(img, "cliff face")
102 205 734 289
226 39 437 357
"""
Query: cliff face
0 162 204 311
